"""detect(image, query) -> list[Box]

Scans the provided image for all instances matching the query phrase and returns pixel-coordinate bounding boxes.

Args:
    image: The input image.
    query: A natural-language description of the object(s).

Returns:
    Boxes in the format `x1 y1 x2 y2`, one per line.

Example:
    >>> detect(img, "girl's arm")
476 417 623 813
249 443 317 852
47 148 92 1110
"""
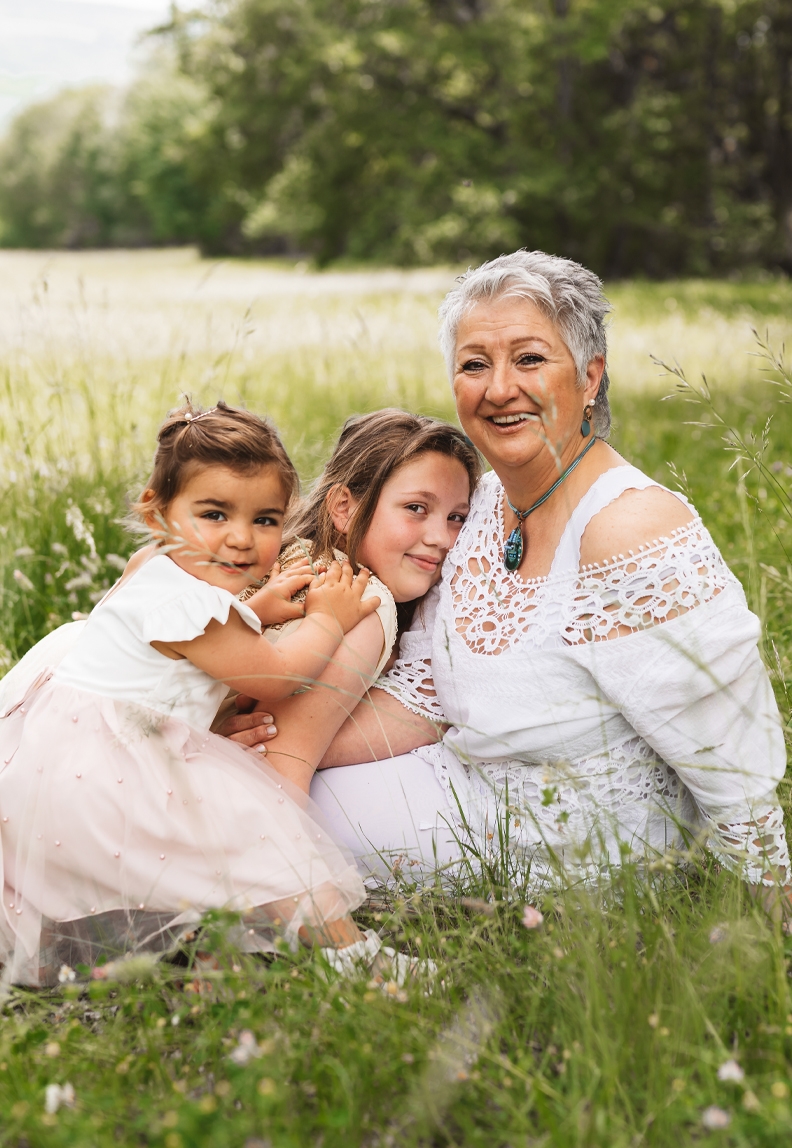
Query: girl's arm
165 563 380 701
264 613 387 791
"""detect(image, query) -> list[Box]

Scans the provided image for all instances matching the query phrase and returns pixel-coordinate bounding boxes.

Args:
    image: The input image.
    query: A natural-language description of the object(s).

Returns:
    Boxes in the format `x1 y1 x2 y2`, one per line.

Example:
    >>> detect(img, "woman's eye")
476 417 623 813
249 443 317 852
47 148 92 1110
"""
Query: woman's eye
518 353 544 366
460 358 487 373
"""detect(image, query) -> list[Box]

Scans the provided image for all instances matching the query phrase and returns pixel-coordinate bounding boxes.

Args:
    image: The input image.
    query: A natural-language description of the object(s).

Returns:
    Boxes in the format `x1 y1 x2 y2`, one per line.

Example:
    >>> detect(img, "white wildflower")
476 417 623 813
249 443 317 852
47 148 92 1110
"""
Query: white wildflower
64 571 93 592
13 547 34 558
521 905 544 929
65 504 96 558
58 964 76 984
701 1105 731 1130
717 1059 745 1083
13 569 34 592
51 543 69 557
44 1082 75 1114
228 1030 263 1065
709 924 728 945
105 553 128 572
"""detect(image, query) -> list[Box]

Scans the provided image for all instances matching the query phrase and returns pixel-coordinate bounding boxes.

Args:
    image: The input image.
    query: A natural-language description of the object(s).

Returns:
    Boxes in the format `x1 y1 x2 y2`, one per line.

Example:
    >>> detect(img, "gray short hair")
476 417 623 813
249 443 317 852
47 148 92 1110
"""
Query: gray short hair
438 249 613 438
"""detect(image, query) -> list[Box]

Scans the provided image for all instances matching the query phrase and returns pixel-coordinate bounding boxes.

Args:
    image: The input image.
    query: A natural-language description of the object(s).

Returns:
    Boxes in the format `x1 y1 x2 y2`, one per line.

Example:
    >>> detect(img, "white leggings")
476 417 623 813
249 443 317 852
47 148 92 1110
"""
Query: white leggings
309 755 467 883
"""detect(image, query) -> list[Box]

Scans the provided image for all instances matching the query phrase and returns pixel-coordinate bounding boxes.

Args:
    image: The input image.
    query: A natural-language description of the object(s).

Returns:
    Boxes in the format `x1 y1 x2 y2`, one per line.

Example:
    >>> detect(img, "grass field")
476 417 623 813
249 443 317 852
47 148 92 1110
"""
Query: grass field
1 250 792 1147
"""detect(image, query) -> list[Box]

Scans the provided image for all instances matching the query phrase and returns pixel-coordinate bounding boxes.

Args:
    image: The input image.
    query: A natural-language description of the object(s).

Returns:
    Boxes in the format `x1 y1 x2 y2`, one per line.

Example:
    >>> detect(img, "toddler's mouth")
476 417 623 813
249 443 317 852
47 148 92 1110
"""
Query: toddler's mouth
218 561 252 574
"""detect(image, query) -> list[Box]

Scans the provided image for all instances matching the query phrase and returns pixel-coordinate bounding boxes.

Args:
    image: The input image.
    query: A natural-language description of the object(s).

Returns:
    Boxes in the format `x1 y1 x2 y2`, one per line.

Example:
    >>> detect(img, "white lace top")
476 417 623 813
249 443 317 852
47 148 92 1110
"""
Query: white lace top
378 466 791 888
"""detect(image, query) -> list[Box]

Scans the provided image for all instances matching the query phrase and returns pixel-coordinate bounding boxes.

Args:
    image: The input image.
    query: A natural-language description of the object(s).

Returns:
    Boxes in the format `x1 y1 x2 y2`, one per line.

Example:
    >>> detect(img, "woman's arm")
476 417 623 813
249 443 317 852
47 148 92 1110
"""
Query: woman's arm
317 687 442 768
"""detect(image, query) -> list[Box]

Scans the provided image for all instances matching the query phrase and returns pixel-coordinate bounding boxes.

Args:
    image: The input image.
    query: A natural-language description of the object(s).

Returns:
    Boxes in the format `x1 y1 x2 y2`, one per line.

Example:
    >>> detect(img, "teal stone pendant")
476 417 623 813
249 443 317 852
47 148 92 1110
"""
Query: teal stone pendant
504 525 523 571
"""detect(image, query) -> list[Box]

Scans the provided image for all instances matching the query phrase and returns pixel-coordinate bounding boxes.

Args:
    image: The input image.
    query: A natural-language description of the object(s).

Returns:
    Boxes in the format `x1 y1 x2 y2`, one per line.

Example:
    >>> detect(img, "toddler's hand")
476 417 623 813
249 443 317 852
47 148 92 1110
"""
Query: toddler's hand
305 561 381 635
245 561 318 625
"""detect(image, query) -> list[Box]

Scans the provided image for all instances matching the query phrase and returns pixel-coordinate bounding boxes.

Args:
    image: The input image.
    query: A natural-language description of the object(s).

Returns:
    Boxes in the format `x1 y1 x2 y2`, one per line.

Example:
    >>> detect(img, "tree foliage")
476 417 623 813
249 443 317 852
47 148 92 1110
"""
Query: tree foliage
0 0 790 275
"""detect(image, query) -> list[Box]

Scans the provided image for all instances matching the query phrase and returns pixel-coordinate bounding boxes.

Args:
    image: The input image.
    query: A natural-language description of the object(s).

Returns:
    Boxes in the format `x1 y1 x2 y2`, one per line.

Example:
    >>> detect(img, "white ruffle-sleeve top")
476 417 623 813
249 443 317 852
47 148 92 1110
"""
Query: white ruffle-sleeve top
54 554 262 730
378 465 791 888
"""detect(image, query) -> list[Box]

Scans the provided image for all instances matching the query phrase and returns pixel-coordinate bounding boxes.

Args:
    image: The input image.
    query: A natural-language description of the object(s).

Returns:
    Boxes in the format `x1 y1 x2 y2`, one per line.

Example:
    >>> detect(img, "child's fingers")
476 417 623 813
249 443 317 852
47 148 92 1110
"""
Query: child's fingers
280 600 306 620
323 560 342 586
358 595 381 617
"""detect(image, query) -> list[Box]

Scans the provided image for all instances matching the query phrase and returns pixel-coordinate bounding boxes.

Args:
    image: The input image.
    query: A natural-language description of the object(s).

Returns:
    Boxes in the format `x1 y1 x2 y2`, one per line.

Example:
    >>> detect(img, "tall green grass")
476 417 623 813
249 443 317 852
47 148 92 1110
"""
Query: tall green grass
0 259 791 1146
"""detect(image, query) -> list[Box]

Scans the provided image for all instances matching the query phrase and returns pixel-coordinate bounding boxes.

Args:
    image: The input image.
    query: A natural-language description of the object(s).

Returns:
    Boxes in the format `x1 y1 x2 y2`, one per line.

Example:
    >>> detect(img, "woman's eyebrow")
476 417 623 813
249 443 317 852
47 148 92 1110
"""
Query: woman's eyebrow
458 334 552 353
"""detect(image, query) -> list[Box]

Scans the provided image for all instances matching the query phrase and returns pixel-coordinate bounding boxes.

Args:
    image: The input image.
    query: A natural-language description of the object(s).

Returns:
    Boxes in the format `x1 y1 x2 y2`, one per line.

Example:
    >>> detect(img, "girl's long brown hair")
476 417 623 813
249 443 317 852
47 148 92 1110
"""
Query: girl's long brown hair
286 409 481 625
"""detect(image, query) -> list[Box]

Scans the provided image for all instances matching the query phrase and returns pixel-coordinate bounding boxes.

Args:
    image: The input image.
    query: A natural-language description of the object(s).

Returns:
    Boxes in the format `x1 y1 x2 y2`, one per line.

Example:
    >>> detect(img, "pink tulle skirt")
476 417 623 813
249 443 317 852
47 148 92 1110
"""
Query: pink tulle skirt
0 675 364 985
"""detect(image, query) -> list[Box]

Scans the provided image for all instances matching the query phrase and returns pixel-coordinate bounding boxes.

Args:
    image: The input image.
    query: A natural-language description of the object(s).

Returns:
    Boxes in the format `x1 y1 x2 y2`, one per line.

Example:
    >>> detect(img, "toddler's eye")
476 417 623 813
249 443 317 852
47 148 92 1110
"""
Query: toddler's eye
201 510 226 522
254 516 280 527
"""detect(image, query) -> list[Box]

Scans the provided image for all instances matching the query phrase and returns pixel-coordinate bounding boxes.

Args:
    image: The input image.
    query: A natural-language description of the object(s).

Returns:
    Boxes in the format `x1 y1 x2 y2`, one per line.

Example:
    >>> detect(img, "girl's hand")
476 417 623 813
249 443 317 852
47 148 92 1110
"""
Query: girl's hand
244 561 319 625
305 561 381 635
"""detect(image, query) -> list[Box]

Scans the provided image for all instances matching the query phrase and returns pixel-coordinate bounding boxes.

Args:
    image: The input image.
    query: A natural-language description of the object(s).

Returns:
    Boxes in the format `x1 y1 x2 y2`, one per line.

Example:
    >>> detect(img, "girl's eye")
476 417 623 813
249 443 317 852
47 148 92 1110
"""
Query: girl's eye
254 516 280 527
449 513 467 524
405 504 427 515
460 358 487 373
201 511 226 522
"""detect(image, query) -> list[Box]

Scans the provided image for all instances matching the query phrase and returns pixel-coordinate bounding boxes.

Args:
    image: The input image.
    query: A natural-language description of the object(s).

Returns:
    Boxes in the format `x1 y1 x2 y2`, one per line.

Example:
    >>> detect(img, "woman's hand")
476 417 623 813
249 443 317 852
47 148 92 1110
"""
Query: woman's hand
217 694 278 750
305 561 380 635
244 561 318 626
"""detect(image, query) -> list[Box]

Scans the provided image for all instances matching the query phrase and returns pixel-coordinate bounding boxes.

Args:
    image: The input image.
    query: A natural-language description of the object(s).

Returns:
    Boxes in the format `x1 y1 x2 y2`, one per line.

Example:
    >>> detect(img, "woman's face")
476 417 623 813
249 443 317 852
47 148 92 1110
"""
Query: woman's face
346 452 471 603
452 295 603 473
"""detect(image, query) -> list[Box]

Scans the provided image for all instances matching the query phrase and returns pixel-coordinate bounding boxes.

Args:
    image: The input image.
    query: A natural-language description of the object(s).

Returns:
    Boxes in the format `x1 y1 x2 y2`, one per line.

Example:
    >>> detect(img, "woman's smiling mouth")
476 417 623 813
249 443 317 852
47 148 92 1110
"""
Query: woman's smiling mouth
489 412 539 426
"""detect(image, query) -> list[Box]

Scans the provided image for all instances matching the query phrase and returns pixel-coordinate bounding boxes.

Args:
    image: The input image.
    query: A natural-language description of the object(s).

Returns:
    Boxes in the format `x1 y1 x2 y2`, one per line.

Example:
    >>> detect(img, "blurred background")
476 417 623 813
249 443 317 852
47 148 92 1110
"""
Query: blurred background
0 0 790 274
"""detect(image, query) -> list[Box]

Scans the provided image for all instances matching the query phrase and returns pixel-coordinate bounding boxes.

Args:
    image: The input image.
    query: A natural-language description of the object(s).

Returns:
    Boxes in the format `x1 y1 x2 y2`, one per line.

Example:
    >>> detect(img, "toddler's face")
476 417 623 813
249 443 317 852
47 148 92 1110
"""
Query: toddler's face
151 464 287 593
355 452 470 603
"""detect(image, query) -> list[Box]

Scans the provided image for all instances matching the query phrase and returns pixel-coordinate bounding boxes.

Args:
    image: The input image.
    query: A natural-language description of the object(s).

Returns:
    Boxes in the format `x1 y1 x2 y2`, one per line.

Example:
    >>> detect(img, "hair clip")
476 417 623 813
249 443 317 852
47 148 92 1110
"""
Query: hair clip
184 407 218 423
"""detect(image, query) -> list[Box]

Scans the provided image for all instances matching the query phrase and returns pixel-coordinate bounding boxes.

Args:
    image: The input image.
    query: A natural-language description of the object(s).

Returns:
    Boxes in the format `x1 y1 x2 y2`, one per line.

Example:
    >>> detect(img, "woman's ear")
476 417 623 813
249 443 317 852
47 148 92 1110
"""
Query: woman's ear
326 484 358 535
584 355 605 403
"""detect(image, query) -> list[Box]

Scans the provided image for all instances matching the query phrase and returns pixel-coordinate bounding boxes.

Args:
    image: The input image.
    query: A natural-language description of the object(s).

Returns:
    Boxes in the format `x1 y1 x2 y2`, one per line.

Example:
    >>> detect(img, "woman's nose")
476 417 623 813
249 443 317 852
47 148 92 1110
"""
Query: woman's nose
484 359 520 404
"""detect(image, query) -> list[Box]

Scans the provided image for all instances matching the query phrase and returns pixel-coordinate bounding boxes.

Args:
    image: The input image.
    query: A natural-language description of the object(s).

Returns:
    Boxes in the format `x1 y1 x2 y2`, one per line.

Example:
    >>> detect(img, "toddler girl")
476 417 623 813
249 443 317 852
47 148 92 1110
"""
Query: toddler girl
0 403 383 985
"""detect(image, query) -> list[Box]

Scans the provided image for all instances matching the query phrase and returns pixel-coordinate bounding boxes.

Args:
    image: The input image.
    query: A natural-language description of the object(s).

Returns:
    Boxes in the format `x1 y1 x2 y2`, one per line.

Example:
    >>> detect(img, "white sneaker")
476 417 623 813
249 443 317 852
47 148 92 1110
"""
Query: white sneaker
320 928 437 986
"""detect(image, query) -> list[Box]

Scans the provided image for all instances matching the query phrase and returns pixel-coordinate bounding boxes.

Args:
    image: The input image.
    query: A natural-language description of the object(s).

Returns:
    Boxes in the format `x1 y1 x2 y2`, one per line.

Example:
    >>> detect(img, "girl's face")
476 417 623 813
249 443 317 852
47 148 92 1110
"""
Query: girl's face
149 464 288 593
348 452 471 603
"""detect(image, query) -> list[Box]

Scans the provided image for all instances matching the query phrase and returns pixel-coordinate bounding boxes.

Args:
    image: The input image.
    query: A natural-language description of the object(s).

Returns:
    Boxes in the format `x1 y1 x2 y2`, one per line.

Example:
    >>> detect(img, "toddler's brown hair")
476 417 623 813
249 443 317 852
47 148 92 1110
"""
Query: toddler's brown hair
130 400 298 524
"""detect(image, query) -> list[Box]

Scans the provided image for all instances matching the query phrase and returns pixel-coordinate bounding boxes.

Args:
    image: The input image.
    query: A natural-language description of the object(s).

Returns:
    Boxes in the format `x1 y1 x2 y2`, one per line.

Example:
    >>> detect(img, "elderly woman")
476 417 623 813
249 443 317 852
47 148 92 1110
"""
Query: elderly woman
286 249 790 897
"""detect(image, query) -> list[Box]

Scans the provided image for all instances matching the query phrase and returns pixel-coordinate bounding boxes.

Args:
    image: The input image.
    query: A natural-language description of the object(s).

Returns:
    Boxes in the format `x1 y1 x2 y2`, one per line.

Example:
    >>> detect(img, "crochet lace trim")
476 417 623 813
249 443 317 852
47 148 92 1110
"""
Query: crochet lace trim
449 516 735 655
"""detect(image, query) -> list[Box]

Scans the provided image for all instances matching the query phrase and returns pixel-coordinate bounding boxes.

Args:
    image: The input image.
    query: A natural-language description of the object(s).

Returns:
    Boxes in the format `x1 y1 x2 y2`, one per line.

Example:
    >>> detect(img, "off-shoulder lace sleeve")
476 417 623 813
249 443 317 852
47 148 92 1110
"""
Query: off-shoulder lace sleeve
705 804 792 889
375 584 448 722
569 532 790 887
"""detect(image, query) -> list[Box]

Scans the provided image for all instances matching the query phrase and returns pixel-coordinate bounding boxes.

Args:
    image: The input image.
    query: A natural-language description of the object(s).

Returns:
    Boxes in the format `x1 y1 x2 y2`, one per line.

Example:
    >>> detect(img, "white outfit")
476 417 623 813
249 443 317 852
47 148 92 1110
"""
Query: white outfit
0 554 364 985
312 466 791 889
